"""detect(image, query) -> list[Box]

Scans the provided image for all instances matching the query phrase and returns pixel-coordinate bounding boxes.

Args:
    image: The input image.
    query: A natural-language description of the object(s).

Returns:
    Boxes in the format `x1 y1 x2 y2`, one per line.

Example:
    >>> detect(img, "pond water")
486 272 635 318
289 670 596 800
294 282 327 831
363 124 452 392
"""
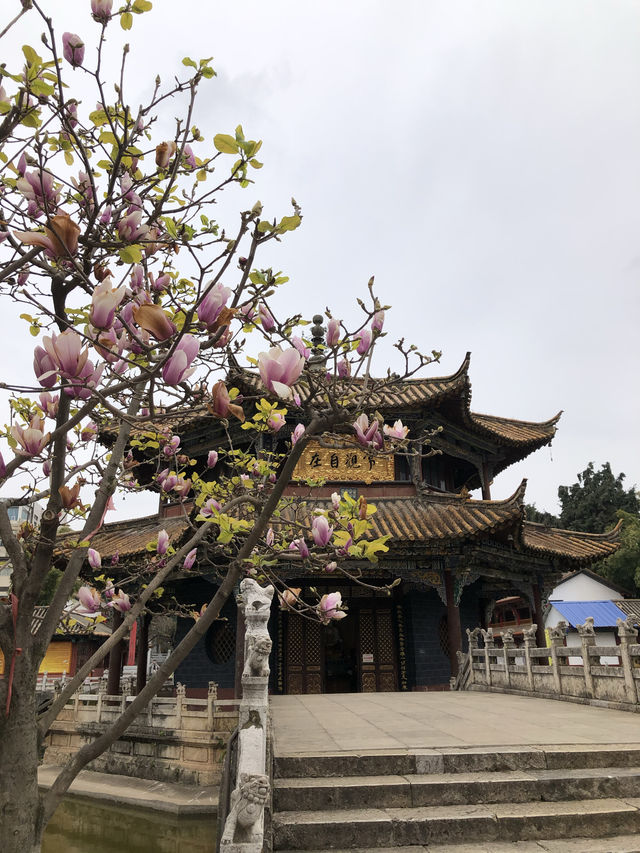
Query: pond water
43 797 216 853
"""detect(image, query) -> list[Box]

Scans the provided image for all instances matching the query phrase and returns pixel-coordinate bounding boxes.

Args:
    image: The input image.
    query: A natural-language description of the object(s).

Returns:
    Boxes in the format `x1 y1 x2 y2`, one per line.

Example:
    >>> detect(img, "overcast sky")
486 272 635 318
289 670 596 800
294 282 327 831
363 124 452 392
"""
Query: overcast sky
4 0 639 520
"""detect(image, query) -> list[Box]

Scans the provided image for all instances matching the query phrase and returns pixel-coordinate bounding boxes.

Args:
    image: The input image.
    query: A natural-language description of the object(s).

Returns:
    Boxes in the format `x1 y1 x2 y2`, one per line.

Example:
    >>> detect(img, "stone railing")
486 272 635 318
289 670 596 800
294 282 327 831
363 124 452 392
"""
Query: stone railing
462 618 640 711
220 578 273 853
44 680 239 785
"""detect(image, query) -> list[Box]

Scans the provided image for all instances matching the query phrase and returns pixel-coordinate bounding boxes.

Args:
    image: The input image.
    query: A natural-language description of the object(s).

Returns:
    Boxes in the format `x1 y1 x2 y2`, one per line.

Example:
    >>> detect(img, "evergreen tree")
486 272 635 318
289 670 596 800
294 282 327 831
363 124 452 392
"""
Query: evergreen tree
558 462 639 533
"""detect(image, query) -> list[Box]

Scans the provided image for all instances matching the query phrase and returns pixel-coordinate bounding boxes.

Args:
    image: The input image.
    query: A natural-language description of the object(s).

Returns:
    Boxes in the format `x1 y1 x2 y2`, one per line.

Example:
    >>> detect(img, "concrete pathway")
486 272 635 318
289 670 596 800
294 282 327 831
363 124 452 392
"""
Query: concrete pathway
39 764 218 814
271 692 640 756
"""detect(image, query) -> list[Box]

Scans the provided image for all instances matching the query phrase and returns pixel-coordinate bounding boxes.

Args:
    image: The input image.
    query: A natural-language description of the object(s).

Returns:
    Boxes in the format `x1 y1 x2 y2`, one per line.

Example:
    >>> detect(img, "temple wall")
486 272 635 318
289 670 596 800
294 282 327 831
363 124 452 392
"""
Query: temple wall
404 588 450 688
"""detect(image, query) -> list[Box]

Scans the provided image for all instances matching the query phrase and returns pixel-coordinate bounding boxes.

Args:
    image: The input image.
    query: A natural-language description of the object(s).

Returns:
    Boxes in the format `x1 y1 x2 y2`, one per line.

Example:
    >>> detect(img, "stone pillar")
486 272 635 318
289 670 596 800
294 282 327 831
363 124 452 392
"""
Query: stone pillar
548 622 567 695
501 629 515 687
234 587 246 699
617 617 639 704
482 628 494 687
531 582 546 650
523 624 537 691
106 609 124 695
465 627 481 686
136 614 150 695
576 617 596 698
444 570 462 677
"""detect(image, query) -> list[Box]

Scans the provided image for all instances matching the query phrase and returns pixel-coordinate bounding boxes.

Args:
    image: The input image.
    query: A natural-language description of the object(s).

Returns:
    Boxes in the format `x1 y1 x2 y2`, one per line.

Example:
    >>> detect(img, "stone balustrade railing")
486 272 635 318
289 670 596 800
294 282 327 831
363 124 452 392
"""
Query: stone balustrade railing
44 680 240 785
220 578 273 853
462 617 640 711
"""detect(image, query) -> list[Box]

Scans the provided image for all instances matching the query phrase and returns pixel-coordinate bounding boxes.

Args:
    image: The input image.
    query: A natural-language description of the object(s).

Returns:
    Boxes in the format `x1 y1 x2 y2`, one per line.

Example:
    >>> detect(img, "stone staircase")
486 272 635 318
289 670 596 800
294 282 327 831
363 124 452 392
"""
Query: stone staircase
272 744 640 851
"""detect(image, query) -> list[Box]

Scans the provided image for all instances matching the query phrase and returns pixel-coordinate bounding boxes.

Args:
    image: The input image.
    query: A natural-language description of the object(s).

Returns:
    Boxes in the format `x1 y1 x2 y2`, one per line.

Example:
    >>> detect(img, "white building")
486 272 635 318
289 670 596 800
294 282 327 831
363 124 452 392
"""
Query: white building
0 502 44 596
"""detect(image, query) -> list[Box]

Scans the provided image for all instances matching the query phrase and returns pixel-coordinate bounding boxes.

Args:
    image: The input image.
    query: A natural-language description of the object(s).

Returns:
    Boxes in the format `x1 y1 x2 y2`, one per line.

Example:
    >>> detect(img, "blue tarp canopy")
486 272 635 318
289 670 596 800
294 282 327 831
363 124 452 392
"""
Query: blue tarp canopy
549 600 628 628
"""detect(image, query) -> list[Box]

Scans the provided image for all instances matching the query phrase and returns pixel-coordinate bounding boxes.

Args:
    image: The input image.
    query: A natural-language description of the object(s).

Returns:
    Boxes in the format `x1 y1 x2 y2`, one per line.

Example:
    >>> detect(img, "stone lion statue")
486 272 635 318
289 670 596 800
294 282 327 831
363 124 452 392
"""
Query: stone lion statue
243 635 272 678
221 772 270 845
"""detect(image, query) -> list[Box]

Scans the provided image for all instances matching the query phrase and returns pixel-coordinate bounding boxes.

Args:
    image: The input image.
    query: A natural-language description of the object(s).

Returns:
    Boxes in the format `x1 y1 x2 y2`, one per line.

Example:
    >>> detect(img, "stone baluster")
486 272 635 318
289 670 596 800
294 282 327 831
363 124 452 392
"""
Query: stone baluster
617 617 639 703
501 629 515 687
176 682 186 730
522 624 537 691
465 628 481 686
548 622 567 695
208 680 218 729
576 617 596 698
97 676 106 722
481 628 494 686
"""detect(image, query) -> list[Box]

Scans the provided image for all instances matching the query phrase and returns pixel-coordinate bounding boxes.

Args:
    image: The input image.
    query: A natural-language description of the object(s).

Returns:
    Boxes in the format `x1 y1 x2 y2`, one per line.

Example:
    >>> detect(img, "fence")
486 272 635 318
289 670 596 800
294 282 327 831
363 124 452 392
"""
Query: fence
461 616 640 711
44 681 239 785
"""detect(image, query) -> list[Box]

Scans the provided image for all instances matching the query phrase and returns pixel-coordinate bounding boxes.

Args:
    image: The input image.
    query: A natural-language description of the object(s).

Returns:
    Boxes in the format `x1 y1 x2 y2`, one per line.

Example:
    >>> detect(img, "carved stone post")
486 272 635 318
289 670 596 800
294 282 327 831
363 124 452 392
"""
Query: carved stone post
577 617 596 698
176 682 186 730
481 628 494 687
548 622 567 695
617 617 639 704
207 680 218 729
523 624 537 692
466 628 481 686
501 629 515 687
221 579 274 852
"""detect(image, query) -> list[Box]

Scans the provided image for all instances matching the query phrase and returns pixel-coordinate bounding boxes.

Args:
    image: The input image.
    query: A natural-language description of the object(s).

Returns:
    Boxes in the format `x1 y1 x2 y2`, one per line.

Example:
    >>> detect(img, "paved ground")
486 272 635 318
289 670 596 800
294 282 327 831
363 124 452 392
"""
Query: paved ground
270 691 640 756
38 764 218 814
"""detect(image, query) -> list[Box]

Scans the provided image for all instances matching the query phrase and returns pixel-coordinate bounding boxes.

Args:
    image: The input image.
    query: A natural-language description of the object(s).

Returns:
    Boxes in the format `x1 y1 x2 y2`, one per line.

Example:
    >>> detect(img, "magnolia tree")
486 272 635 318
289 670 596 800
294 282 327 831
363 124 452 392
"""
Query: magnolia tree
0 3 439 850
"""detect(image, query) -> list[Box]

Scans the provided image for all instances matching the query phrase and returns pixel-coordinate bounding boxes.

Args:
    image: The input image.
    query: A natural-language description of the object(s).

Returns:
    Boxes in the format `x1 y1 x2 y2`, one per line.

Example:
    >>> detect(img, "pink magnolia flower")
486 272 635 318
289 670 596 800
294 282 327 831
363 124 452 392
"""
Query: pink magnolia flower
62 33 85 67
291 423 305 446
42 459 51 477
267 412 286 432
42 330 88 380
91 0 113 22
81 421 98 442
72 170 96 214
353 413 383 449
111 590 131 612
65 359 104 400
0 86 9 109
292 392 302 407
155 141 177 169
33 341 59 385
258 346 305 399
39 392 59 418
292 336 310 360
117 209 149 243
162 335 199 385
201 498 222 517
87 548 101 569
157 529 169 555
258 303 275 331
238 301 255 321
173 477 192 498
151 272 170 292
326 318 340 347
337 358 350 378
312 515 334 547
155 468 170 487
183 548 197 570
90 277 126 330
182 144 197 170
289 538 310 559
11 417 50 456
318 591 346 624
133 303 176 341
266 527 274 546
208 381 245 422
197 282 231 330
357 329 372 356
383 420 409 440
372 310 385 334
324 561 337 573
161 474 178 492
77 585 101 613
331 492 341 511
163 436 181 456
104 581 115 599
207 451 218 468
16 170 59 217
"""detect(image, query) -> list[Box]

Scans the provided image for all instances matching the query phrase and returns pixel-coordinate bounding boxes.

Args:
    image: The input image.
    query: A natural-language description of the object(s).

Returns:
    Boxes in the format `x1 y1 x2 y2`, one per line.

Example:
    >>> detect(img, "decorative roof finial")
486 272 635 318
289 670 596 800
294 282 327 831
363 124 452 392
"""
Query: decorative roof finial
307 313 326 370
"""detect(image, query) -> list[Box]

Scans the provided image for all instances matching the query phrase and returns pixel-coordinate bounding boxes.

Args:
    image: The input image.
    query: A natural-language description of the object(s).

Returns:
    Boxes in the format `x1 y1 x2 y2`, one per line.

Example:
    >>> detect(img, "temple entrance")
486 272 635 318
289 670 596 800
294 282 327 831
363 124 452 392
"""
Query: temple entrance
281 594 399 694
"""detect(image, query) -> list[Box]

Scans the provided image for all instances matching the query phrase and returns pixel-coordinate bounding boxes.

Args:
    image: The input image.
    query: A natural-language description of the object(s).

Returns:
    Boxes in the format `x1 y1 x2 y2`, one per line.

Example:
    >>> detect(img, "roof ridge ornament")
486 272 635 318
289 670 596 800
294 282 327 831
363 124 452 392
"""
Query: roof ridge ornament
307 313 327 371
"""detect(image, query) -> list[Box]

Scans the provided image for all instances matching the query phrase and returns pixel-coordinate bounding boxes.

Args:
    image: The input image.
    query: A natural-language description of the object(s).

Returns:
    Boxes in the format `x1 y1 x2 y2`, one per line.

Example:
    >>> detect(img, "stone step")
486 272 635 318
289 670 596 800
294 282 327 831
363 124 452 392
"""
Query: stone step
274 744 640 779
274 765 640 811
272 797 640 850
278 836 640 852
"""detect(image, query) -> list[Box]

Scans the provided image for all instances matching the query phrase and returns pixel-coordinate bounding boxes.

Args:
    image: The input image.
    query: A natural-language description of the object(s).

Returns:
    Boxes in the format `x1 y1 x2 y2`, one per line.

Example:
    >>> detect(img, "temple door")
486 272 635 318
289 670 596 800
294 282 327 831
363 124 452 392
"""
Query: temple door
359 606 398 692
285 613 323 694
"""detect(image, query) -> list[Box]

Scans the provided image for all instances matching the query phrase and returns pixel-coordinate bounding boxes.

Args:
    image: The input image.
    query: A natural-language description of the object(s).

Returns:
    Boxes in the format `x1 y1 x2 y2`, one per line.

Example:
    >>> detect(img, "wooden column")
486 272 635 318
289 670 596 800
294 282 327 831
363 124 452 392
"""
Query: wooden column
531 582 546 649
136 614 150 695
444 570 462 676
107 609 124 695
481 462 492 500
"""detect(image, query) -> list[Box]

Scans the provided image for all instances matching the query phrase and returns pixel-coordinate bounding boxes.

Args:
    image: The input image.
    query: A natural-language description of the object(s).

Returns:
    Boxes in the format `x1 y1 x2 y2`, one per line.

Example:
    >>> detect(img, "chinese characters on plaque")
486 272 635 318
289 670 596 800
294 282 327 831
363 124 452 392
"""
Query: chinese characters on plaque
293 439 395 483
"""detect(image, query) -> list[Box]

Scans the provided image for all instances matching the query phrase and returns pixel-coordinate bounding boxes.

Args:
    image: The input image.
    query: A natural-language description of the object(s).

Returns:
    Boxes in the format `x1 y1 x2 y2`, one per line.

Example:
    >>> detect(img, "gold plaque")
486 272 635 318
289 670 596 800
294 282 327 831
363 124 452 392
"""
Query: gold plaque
293 438 395 483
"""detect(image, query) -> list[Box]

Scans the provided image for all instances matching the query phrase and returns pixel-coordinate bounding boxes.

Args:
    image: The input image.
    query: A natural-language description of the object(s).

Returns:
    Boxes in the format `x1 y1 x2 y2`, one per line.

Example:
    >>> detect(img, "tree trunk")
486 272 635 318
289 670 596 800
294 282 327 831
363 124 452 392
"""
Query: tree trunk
0 658 45 852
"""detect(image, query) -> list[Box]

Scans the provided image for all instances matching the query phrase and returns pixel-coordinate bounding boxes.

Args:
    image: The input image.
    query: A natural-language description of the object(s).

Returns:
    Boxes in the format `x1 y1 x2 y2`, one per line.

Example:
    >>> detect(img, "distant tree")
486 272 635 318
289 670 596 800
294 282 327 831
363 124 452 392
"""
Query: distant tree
558 462 639 533
599 510 640 595
524 503 560 527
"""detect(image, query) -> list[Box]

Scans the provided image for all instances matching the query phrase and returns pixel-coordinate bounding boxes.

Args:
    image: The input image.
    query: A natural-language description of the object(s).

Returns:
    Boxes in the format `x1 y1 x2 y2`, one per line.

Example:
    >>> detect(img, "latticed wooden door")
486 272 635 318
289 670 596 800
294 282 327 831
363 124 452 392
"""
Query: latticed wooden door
358 607 398 692
284 612 323 694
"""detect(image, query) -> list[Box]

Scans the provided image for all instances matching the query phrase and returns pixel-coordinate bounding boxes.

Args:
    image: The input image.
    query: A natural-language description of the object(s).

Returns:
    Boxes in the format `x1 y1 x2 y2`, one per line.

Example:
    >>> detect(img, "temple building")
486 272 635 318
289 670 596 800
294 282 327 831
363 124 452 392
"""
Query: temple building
90 353 620 698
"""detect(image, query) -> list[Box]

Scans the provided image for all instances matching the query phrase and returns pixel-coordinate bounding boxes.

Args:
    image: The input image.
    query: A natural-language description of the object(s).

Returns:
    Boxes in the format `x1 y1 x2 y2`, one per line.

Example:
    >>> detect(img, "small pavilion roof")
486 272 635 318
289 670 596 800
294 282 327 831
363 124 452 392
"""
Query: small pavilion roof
521 520 622 564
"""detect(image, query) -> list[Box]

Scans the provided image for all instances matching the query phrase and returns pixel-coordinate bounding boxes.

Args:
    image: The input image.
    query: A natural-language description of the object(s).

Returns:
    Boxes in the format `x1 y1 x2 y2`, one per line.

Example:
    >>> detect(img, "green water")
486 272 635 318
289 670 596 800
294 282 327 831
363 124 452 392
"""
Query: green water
43 797 216 853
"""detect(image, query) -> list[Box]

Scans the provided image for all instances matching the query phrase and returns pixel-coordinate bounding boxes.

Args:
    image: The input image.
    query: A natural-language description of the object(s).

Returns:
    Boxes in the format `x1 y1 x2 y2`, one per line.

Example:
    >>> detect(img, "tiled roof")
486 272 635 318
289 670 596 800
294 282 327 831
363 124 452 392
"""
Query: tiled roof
58 513 190 560
31 604 112 636
468 411 561 446
522 521 622 563
614 600 640 622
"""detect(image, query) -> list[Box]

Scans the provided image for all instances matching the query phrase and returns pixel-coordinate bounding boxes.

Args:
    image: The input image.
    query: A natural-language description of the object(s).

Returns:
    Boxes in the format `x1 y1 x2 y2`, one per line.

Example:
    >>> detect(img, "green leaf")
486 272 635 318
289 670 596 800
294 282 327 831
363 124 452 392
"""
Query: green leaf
21 111 42 129
132 0 153 11
64 151 74 166
0 103 10 115
182 57 197 68
99 130 118 146
89 108 109 127
119 245 143 264
278 215 301 232
29 325 40 337
22 45 42 66
213 134 238 154
257 221 273 233
196 169 207 181
29 79 54 97
249 159 263 169
120 11 133 29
